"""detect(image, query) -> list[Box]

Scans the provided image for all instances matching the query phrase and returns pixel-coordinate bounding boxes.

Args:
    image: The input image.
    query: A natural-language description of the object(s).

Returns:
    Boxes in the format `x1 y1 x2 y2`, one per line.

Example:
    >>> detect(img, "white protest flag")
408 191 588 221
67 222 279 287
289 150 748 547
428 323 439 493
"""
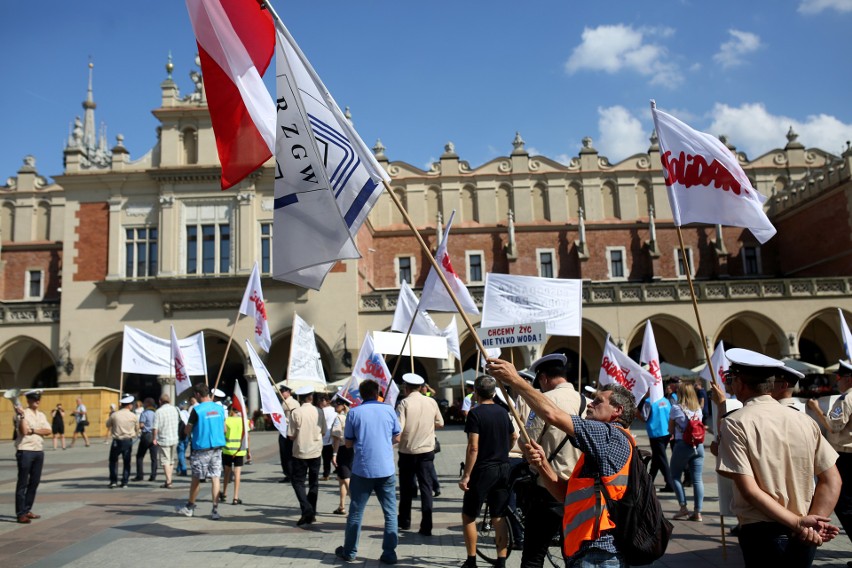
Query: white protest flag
385 379 400 408
239 261 272 352
482 273 583 336
639 320 664 402
286 314 327 386
338 374 363 407
651 101 776 244
352 333 392 395
442 316 461 360
232 380 250 451
700 340 730 396
245 340 288 436
122 326 207 376
272 23 388 290
481 347 502 368
420 211 479 314
599 335 654 403
391 280 442 337
840 309 852 362
170 326 192 397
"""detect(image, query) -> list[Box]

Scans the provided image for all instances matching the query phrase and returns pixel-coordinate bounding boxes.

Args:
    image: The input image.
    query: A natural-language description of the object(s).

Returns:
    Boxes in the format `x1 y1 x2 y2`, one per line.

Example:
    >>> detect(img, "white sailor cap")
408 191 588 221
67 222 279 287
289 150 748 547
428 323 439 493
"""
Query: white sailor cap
332 393 351 405
725 348 804 379
120 394 135 405
402 373 425 386
294 385 314 396
530 353 568 375
24 389 43 399
584 385 597 394
838 360 852 376
465 379 475 386
211 388 226 399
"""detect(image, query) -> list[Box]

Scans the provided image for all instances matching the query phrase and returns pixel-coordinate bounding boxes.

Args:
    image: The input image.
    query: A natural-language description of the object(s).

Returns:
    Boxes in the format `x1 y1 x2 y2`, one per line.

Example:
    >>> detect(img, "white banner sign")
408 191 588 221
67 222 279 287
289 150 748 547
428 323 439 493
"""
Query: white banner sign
476 322 546 349
482 274 583 337
121 326 208 376
286 314 327 386
372 331 449 359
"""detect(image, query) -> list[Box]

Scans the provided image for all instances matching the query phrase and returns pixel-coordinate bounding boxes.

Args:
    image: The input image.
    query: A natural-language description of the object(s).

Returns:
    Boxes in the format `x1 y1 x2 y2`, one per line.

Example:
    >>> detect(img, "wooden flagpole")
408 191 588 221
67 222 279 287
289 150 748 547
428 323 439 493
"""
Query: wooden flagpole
578 334 583 394
213 313 241 392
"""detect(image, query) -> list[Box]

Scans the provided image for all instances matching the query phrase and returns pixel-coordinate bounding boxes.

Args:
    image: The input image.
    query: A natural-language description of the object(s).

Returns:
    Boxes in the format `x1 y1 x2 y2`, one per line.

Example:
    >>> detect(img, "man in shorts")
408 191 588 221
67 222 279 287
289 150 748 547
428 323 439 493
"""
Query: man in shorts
458 376 517 568
70 397 90 447
177 383 226 520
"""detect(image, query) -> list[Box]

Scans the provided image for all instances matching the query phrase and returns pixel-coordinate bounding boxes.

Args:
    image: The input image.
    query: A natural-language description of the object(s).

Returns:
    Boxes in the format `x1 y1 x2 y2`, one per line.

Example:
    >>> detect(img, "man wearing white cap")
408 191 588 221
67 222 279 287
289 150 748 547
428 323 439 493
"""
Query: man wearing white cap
178 383 226 520
106 395 140 488
14 390 51 523
520 354 583 568
716 348 840 567
397 373 444 536
278 384 299 483
289 385 327 526
807 359 852 548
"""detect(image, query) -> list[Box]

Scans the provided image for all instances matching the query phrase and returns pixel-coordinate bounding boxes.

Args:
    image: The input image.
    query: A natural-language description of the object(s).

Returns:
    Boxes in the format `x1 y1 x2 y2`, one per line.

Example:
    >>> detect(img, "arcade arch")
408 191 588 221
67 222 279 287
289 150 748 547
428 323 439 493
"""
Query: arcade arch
0 337 57 390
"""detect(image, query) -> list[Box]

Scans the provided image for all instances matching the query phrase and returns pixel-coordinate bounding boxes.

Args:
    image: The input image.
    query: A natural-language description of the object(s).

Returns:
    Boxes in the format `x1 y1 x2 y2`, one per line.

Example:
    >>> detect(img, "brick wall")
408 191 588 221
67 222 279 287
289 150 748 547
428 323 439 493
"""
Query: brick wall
0 247 62 300
74 202 109 282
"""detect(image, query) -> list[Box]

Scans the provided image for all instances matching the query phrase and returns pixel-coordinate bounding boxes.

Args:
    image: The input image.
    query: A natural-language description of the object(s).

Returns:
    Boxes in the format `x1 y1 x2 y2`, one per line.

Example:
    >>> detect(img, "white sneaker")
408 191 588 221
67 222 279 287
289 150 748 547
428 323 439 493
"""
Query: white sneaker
211 508 221 520
177 504 195 517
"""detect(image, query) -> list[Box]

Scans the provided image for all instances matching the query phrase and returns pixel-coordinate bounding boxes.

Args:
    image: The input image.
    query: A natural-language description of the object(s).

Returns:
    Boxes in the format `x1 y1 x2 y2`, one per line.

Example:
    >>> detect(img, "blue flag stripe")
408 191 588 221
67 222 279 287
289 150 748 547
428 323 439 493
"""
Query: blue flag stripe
307 114 358 191
274 194 299 209
344 177 380 227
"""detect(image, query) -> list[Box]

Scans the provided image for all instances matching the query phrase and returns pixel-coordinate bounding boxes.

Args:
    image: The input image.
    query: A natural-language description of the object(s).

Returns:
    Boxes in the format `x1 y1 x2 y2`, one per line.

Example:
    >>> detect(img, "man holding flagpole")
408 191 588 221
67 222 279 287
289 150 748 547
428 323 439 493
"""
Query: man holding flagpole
289 385 327 527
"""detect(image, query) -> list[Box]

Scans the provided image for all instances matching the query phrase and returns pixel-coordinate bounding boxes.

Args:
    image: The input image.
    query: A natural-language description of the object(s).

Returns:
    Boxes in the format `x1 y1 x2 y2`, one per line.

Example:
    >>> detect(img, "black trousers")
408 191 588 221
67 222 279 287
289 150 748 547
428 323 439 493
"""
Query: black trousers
520 486 562 568
15 450 44 517
291 457 321 517
322 444 334 478
398 451 435 532
738 521 816 568
835 452 852 542
278 435 294 478
648 435 673 488
109 438 133 485
136 433 158 479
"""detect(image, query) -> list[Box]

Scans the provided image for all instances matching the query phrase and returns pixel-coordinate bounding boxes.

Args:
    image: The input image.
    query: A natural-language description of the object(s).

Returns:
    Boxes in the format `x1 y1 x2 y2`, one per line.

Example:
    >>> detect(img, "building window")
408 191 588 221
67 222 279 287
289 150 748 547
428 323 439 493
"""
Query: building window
125 227 158 278
396 256 414 285
467 251 484 284
260 223 272 274
537 249 556 278
743 245 761 275
606 247 626 279
676 247 694 278
186 222 231 275
26 270 43 299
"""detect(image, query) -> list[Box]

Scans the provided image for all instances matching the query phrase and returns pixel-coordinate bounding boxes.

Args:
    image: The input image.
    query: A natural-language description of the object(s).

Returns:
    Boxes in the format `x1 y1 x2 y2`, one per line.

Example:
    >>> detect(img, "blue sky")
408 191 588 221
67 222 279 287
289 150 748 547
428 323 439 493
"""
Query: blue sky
2 0 851 183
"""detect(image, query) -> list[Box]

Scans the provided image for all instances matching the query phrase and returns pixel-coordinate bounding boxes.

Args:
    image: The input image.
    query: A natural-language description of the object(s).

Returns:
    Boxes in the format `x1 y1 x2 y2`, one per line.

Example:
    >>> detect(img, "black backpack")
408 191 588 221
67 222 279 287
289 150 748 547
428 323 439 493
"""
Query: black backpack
593 428 673 566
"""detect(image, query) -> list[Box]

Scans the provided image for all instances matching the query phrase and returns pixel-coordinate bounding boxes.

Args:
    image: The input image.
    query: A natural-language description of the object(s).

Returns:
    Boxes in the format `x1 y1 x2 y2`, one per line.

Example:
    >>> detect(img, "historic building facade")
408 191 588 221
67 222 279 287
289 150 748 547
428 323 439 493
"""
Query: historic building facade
2 58 851 408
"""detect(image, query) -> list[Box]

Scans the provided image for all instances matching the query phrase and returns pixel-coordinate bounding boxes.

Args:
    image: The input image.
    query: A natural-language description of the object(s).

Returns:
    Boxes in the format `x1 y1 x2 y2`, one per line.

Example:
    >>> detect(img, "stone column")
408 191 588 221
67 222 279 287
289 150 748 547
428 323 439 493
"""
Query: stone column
245 373 259 416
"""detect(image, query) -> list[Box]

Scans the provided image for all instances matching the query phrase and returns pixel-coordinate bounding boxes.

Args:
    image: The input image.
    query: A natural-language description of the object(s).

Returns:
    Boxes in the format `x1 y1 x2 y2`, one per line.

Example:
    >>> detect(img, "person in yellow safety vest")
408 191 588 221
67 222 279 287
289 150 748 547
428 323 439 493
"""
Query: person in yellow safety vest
221 404 248 505
486 357 636 568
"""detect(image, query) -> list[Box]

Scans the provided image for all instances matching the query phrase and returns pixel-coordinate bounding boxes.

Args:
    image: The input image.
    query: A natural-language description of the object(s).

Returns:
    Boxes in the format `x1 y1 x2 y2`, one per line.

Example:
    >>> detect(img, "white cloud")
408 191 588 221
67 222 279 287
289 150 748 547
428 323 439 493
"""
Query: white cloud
708 102 852 158
596 106 648 162
713 30 761 69
565 24 681 87
798 0 852 13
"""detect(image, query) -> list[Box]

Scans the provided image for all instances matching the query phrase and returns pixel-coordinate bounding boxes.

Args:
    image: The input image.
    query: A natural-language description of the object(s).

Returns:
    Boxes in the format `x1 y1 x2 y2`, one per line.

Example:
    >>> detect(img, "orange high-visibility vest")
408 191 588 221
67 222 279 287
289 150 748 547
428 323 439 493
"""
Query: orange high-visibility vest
561 430 632 558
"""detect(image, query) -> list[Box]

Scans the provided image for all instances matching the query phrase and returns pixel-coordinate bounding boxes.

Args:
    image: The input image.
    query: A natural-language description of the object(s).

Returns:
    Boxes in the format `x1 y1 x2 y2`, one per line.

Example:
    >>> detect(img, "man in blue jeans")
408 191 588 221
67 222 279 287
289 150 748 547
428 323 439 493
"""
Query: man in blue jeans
336 379 401 564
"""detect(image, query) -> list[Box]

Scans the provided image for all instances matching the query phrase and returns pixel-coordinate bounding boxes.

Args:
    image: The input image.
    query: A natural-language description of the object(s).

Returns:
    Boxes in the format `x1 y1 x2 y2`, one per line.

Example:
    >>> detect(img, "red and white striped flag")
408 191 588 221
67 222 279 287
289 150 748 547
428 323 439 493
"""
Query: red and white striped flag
170 326 192 397
639 320 664 402
232 380 250 451
599 335 654 404
185 0 275 189
239 262 271 352
651 101 776 244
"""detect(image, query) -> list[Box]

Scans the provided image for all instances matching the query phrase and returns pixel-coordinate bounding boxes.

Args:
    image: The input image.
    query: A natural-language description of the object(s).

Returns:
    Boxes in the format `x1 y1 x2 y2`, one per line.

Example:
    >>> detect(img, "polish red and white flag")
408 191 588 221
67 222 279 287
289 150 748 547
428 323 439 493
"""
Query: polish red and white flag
651 101 776 243
239 262 272 352
185 0 275 189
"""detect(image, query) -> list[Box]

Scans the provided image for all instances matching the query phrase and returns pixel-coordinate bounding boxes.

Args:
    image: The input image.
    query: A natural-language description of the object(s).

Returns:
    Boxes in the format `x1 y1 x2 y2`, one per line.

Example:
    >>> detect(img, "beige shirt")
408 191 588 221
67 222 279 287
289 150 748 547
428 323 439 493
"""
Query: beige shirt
717 395 838 525
397 391 444 454
290 402 326 459
826 388 852 452
281 395 300 436
332 411 347 441
107 408 140 440
525 382 582 485
15 408 50 451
